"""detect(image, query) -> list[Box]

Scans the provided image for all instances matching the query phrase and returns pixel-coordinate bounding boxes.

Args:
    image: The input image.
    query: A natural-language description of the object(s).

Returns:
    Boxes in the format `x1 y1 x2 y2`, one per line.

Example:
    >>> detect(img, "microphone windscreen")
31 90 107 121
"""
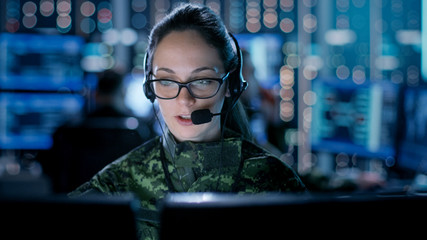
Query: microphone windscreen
191 109 213 125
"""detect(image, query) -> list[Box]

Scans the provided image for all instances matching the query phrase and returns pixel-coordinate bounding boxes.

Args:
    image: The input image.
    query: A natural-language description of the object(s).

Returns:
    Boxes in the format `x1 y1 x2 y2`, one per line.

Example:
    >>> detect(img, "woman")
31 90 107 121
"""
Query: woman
70 3 305 239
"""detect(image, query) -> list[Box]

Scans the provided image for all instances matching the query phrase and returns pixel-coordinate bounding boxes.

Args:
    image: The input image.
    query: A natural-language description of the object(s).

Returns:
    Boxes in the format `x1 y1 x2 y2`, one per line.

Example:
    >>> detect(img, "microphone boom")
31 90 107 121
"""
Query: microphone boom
191 109 221 125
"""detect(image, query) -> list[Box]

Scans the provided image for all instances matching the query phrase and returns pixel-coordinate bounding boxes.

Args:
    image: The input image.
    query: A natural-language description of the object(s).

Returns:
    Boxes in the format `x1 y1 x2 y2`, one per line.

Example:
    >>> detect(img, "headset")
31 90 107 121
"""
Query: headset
143 32 248 106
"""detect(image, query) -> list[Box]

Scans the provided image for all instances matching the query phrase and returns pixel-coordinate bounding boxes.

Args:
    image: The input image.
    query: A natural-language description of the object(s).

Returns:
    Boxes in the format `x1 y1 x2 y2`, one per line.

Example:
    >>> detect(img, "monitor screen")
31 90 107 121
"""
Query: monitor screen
235 33 283 89
0 194 138 240
0 33 84 91
397 86 427 173
159 192 427 240
311 78 399 159
0 92 84 150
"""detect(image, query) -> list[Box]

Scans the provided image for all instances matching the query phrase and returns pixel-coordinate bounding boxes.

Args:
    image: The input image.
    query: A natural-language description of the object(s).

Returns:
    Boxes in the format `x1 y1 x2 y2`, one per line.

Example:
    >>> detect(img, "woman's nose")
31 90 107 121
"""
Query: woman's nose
176 87 196 106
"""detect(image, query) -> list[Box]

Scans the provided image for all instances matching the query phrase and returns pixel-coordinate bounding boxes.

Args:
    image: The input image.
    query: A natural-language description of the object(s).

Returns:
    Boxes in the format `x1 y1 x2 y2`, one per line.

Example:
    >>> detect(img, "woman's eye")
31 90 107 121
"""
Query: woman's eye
193 79 213 86
159 80 174 86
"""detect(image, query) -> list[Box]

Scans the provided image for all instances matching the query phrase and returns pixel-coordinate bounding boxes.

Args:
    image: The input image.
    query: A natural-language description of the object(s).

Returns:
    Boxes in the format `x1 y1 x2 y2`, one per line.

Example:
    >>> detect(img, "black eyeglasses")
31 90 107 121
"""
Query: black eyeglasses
147 72 229 100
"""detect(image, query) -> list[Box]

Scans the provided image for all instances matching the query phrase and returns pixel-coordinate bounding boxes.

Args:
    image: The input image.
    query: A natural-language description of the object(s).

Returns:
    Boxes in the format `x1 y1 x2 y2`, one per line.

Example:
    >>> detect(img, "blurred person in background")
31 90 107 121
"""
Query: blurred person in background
38 69 154 193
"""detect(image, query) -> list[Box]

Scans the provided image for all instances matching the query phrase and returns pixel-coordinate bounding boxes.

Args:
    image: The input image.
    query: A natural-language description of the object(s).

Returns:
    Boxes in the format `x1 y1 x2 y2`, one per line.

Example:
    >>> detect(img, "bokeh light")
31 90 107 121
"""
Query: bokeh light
22 15 37 29
57 14 72 29
80 17 96 34
131 13 147 29
280 18 294 33
280 0 294 12
80 1 96 17
22 1 37 16
303 14 317 33
40 0 55 17
132 0 147 12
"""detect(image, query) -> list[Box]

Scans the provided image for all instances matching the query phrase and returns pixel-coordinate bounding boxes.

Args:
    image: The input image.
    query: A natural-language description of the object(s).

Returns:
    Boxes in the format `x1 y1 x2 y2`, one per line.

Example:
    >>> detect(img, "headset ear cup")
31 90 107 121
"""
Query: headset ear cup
143 81 155 103
228 33 248 102
229 73 245 97
143 52 155 103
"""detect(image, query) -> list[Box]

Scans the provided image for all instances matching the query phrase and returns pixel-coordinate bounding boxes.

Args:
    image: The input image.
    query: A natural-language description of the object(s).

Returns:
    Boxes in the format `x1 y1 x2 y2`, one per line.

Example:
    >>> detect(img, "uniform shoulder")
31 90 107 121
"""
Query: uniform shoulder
241 139 275 159
69 136 163 196
240 139 306 192
94 136 162 175
241 139 295 173
118 136 162 163
132 136 161 154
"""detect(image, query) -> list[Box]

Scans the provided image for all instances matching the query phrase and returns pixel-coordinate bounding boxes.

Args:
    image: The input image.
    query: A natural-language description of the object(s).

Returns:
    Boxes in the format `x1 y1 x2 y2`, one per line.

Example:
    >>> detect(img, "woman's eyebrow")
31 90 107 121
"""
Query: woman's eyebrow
192 67 219 74
156 66 219 74
156 67 175 74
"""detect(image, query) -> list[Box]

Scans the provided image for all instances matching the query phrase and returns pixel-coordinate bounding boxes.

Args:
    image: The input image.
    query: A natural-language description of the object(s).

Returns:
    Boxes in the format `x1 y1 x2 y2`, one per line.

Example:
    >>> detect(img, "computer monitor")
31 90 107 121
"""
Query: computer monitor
311 78 399 159
0 92 84 149
0 33 84 91
0 33 86 150
397 86 427 173
0 194 139 240
235 33 283 89
159 192 427 240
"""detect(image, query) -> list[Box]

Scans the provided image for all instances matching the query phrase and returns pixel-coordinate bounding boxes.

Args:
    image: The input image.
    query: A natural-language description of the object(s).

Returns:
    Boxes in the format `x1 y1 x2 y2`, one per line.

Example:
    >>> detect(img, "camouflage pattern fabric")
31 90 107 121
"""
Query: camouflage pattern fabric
69 130 306 239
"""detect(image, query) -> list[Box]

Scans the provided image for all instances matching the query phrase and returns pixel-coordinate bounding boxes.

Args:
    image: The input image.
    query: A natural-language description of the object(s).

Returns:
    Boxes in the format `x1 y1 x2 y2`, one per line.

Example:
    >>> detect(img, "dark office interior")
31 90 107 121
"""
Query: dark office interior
1 0 427 239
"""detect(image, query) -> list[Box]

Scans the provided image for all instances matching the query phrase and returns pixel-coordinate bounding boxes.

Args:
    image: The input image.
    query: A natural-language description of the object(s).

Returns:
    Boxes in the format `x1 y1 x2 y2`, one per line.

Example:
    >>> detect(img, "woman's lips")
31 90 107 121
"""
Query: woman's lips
175 115 193 126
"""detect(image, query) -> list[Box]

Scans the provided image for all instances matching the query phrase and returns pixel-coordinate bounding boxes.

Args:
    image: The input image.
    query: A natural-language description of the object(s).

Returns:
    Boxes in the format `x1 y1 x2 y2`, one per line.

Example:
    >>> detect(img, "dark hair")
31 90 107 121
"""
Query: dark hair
146 3 252 140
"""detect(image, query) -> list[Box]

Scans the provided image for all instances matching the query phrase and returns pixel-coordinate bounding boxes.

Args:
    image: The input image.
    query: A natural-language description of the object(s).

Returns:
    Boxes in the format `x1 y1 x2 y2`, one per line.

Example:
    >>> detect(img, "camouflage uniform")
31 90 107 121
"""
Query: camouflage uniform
70 129 306 239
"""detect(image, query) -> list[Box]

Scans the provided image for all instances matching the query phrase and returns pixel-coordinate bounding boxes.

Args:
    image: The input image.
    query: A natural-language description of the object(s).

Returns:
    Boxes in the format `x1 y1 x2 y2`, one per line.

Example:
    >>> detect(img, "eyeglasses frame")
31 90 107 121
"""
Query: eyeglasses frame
147 72 230 100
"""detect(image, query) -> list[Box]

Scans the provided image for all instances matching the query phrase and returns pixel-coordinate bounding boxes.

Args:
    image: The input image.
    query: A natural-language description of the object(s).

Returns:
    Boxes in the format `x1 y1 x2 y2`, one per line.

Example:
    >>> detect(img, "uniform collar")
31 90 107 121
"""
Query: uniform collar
161 129 242 171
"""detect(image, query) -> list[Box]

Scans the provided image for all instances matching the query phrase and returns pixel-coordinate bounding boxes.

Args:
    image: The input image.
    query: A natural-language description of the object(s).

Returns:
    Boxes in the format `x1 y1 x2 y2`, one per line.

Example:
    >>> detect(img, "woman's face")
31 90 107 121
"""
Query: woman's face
152 30 229 142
